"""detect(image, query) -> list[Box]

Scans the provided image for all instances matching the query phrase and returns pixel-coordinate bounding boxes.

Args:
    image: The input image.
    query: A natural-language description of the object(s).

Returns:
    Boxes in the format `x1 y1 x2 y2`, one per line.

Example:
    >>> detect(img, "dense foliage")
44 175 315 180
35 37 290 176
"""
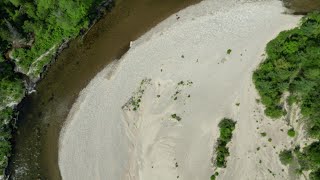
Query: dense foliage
216 118 236 168
0 0 107 78
0 0 111 176
0 63 24 175
287 128 296 137
279 150 293 165
210 118 236 179
0 63 25 109
253 12 320 179
0 107 14 175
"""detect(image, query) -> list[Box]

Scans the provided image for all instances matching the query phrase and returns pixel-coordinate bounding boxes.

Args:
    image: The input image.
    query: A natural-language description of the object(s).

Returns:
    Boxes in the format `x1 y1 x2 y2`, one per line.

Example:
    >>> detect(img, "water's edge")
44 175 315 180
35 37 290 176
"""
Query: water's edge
8 0 202 179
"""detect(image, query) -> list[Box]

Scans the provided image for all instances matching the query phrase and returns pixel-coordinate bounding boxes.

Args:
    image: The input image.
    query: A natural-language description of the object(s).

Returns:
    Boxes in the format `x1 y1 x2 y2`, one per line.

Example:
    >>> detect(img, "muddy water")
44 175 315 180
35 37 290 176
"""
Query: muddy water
7 0 201 179
283 0 320 14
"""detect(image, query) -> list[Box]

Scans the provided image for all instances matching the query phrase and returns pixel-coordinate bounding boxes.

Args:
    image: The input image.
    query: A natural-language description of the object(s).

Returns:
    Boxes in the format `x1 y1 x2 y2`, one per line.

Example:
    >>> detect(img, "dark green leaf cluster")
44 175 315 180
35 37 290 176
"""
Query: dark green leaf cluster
215 118 236 168
253 12 320 138
279 150 293 165
0 62 25 108
0 107 14 175
296 142 320 172
253 12 320 179
287 128 296 137
0 0 106 76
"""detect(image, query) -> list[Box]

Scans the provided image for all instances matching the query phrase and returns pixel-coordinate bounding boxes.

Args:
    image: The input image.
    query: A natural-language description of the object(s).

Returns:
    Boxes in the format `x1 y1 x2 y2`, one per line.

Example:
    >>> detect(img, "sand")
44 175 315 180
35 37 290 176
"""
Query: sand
58 0 301 179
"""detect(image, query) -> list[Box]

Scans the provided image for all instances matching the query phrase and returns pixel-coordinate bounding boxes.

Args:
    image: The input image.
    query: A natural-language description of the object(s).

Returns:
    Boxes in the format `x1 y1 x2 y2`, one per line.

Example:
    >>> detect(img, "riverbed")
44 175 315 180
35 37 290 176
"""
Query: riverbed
59 0 300 179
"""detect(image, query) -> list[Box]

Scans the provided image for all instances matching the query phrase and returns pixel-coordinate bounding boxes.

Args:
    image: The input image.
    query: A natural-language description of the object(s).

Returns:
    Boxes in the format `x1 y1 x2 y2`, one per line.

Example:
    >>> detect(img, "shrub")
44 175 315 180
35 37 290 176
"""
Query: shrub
287 128 296 137
215 118 236 168
279 150 293 165
210 174 216 180
309 169 320 180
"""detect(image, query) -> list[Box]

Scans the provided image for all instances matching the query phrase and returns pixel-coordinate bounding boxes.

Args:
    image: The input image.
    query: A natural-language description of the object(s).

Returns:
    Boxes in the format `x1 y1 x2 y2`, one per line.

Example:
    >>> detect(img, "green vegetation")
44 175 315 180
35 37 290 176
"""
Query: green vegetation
210 118 236 179
171 114 182 121
253 12 320 179
0 63 25 109
124 79 151 111
279 150 293 165
0 0 110 78
260 132 267 137
0 0 113 175
0 107 14 175
287 128 296 137
210 171 219 180
0 62 24 174
227 49 232 54
210 174 216 180
215 118 236 168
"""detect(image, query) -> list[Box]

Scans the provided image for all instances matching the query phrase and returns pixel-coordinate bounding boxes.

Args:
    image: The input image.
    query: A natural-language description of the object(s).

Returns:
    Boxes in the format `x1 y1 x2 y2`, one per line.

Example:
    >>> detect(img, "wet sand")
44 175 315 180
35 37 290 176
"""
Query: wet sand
8 0 201 179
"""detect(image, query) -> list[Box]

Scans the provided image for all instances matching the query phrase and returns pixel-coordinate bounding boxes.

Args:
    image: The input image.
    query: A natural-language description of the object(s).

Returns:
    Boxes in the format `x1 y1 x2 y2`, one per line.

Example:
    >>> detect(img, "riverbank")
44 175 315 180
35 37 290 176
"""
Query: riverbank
7 0 202 179
0 1 115 177
59 0 300 179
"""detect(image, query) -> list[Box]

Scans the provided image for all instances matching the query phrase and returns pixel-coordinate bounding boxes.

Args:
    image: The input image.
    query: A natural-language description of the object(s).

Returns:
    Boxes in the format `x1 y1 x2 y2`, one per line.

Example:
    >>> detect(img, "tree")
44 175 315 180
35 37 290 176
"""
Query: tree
279 150 293 165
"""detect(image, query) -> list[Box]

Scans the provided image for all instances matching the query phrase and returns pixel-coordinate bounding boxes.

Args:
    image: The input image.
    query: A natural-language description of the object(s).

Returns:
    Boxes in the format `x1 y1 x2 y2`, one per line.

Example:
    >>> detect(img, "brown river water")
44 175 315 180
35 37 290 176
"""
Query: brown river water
7 0 202 179
6 0 320 179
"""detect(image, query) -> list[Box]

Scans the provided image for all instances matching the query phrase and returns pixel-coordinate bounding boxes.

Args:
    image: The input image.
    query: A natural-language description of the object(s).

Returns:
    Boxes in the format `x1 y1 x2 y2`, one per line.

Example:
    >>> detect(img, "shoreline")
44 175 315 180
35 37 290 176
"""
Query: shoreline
59 0 301 179
7 0 203 179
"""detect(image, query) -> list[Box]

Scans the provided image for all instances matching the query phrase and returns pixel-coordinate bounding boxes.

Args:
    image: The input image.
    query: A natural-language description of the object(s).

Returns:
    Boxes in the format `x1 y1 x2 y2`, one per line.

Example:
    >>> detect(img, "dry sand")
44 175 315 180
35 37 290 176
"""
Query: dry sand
58 0 302 179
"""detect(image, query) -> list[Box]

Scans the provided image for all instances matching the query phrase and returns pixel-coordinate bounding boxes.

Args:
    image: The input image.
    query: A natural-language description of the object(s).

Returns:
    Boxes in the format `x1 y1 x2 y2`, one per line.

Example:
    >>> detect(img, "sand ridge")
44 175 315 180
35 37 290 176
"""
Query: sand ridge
58 0 301 179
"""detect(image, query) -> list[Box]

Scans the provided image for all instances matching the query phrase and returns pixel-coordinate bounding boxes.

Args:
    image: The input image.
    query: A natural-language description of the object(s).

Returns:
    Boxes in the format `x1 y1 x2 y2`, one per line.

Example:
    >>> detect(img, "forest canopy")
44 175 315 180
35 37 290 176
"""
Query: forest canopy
253 11 320 179
0 0 108 78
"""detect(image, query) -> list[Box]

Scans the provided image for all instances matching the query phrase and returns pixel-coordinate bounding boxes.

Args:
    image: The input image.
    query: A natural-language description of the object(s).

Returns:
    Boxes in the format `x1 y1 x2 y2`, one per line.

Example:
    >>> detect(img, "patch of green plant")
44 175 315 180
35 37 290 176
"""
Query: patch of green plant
172 80 193 100
210 174 216 180
171 114 182 121
124 79 151 111
260 132 267 137
215 118 236 168
227 49 232 54
309 169 320 180
279 150 293 165
287 128 296 137
0 107 15 174
0 62 25 109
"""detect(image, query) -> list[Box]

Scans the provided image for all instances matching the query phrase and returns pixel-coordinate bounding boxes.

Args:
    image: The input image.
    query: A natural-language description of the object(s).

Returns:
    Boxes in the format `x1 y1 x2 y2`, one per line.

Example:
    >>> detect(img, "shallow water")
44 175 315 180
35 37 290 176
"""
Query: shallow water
7 0 201 179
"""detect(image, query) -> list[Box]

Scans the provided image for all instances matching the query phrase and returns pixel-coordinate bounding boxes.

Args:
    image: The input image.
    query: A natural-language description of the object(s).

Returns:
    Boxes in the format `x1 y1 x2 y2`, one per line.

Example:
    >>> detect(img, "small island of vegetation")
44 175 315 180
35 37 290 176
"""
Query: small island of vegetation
211 118 236 180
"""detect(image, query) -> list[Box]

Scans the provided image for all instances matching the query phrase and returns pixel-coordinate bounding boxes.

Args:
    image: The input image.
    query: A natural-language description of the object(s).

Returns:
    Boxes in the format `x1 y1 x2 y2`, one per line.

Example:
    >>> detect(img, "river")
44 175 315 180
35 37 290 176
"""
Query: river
7 0 201 179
